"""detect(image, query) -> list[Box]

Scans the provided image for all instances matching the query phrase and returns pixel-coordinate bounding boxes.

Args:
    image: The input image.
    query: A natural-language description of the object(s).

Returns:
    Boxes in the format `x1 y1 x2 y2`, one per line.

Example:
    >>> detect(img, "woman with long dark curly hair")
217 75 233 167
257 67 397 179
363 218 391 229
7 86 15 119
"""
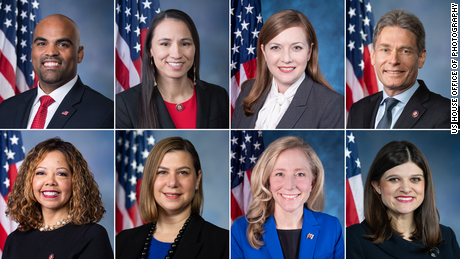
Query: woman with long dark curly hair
3 137 113 258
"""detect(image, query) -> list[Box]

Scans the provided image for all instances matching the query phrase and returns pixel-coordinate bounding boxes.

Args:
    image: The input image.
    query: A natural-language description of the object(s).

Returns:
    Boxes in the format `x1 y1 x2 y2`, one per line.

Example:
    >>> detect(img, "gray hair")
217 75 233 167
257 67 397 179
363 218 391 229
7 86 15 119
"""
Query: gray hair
373 9 425 55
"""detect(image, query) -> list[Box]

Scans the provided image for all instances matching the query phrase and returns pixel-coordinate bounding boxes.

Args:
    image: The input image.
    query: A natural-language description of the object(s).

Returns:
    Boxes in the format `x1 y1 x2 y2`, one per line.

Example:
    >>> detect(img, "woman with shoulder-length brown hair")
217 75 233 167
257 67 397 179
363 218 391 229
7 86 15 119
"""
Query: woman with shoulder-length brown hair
3 137 113 258
232 9 343 129
347 140 460 258
116 9 229 129
231 136 344 259
116 137 229 259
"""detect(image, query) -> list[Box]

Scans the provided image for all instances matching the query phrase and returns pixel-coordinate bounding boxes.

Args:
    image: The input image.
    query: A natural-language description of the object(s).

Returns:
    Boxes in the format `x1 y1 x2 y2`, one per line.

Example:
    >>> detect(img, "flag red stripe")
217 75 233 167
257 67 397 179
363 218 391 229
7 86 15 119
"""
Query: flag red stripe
115 49 132 91
0 50 17 92
346 180 359 227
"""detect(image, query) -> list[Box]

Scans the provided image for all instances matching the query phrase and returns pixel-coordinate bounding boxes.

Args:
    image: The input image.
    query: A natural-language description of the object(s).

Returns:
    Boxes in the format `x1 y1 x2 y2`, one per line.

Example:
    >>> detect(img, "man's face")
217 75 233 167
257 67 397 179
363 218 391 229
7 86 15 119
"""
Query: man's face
31 15 83 92
371 26 426 97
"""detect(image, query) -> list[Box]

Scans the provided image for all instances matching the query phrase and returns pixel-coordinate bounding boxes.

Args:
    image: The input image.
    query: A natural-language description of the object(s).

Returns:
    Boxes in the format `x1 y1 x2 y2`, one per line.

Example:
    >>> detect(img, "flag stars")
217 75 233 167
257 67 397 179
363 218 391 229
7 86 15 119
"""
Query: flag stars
244 134 252 143
234 28 242 39
4 18 12 28
137 164 144 173
231 136 238 145
251 28 260 39
131 160 137 170
237 170 244 178
347 40 355 52
20 10 27 19
3 162 8 172
241 20 249 31
155 8 161 14
360 30 367 41
247 44 255 55
125 7 131 17
239 155 246 164
253 141 261 150
5 149 15 160
129 175 137 186
348 7 356 18
231 151 236 160
10 135 19 145
358 60 365 70
128 191 136 202
347 132 355 143
365 2 372 13
142 0 152 9
131 143 138 153
362 16 370 26
142 149 149 159
3 178 10 189
4 4 11 13
346 147 352 158
347 24 355 35
30 12 35 21
20 54 27 63
249 155 257 164
116 4 121 14
359 43 364 54
240 142 246 151
139 14 147 24
20 0 28 5
20 25 27 34
147 135 155 146
256 13 263 23
135 27 140 37
355 158 361 168
230 60 237 70
31 0 39 9
245 3 254 14
232 44 240 54
134 42 141 53
20 39 27 48
236 12 242 22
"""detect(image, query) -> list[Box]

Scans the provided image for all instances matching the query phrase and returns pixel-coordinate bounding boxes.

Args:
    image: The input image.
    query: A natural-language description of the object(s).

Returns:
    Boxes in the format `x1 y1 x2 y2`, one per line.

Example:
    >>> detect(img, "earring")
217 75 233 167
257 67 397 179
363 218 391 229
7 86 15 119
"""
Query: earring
151 57 153 66
193 64 196 86
153 76 157 87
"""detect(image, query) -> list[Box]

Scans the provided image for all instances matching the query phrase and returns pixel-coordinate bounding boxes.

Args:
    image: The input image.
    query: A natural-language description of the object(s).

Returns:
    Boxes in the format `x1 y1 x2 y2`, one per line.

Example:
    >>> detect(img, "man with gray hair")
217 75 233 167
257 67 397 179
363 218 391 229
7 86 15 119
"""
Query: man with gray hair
347 9 450 129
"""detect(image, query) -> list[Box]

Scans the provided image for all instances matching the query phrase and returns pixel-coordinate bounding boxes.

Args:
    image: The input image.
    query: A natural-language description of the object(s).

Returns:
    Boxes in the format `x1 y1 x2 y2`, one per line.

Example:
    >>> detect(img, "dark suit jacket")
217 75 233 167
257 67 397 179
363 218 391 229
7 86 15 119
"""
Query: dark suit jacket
116 214 229 259
0 77 113 129
231 75 344 129
347 220 460 259
347 80 450 129
232 207 344 259
116 79 229 129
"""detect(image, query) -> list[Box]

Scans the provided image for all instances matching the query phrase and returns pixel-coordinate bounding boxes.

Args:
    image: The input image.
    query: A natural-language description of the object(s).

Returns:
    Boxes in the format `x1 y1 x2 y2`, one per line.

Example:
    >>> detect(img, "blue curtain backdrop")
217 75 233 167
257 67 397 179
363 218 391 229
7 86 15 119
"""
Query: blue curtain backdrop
40 0 113 100
352 131 460 239
261 0 345 95
261 130 345 232
144 130 229 230
21 130 115 250
372 0 453 99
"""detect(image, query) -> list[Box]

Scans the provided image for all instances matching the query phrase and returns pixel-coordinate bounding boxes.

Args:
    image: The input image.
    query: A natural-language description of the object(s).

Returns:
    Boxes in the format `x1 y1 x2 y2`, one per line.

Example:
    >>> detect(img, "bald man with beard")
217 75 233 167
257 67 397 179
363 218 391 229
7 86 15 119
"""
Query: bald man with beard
0 14 113 129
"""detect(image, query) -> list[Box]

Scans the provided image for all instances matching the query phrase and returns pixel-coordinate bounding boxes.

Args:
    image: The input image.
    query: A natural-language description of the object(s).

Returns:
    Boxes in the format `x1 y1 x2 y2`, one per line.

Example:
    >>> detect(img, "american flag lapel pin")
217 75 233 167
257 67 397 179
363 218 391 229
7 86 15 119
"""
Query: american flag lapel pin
62 111 69 116
307 233 314 239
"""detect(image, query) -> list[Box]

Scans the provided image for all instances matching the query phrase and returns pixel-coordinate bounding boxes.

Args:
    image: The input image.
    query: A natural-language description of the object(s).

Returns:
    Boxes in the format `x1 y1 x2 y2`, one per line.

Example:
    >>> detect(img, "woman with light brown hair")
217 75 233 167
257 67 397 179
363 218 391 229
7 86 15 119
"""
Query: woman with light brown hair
231 136 343 258
347 140 460 258
116 137 228 259
3 137 113 258
232 10 343 129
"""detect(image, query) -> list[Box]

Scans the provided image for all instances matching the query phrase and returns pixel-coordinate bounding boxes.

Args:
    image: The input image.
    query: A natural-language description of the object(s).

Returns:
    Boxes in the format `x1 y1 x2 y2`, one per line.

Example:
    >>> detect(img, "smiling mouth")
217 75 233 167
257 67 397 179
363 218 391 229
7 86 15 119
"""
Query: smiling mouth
396 196 414 202
384 70 403 74
42 191 60 198
43 61 61 68
167 62 184 67
280 193 300 199
279 67 295 73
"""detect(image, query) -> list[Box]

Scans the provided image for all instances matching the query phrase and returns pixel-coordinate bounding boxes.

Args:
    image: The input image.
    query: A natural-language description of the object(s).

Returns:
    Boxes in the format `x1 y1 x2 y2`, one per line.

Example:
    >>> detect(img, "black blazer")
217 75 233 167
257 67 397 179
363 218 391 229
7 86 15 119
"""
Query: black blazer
116 215 229 259
116 79 229 129
347 80 450 129
0 77 114 129
347 221 460 259
231 75 344 129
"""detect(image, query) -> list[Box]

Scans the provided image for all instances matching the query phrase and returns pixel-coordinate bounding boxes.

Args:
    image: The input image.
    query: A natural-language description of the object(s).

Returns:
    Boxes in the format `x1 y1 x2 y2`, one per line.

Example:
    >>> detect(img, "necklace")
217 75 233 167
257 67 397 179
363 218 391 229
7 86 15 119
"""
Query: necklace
38 215 71 231
140 214 193 259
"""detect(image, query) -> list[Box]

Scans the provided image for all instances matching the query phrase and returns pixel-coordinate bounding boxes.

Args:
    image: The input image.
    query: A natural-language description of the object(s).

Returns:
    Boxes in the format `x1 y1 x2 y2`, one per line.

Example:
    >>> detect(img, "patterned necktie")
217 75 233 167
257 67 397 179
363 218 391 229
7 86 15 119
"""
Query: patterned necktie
376 97 399 129
31 95 55 129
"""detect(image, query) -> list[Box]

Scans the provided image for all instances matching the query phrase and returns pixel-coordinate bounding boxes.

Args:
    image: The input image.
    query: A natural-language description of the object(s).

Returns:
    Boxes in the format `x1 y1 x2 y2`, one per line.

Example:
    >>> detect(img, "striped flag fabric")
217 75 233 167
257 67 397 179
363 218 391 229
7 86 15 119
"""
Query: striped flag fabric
0 131 25 255
115 0 160 94
116 130 155 233
345 0 380 112
345 131 364 226
0 0 41 103
231 130 264 221
230 0 263 115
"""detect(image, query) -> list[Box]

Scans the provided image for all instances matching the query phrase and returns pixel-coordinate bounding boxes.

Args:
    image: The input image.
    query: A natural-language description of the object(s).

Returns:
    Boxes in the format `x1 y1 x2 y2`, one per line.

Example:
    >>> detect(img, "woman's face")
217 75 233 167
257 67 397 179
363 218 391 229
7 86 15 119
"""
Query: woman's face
261 26 312 92
372 162 425 219
153 151 201 216
32 151 72 216
150 18 195 81
269 148 314 215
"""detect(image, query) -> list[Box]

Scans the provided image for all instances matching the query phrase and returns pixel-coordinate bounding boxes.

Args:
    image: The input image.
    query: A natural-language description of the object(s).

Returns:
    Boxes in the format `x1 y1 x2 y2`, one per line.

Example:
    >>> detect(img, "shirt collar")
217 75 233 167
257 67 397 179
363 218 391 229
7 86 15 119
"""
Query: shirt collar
381 80 419 105
34 75 78 106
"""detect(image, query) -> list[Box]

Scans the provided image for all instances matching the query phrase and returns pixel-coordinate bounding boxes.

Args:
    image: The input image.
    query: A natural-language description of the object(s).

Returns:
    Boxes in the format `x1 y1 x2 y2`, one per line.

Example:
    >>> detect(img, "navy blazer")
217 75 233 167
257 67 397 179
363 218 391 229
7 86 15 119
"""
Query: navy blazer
231 75 344 129
347 220 460 258
347 80 450 129
116 79 229 129
231 207 344 259
0 77 113 129
117 215 229 259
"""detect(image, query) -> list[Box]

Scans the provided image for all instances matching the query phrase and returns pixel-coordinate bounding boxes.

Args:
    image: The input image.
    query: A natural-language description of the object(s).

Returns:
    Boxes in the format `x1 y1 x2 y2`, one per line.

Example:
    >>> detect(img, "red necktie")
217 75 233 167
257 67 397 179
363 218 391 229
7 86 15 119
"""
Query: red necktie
31 95 55 129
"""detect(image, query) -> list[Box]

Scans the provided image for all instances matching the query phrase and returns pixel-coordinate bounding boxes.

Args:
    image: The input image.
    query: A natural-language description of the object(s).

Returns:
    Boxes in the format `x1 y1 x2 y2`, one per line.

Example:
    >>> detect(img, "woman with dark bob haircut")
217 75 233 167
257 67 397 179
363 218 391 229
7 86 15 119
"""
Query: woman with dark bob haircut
3 137 113 258
117 137 228 259
347 140 460 258
116 9 229 129
232 9 343 129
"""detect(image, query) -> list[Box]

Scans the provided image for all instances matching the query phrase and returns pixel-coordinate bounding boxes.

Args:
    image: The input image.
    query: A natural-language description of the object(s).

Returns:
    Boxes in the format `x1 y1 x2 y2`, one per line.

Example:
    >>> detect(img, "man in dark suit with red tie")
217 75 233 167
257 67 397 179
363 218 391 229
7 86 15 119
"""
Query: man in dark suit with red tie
0 14 113 129
347 9 450 129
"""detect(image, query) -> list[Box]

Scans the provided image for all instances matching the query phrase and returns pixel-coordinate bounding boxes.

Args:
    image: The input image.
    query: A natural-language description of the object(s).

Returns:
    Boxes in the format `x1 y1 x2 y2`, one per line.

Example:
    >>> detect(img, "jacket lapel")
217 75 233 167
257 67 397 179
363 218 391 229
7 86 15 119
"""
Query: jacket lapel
15 88 36 128
195 80 209 128
365 93 383 128
298 207 320 259
263 215 285 259
47 78 83 128
277 76 313 128
153 86 177 128
174 215 205 259
394 80 428 128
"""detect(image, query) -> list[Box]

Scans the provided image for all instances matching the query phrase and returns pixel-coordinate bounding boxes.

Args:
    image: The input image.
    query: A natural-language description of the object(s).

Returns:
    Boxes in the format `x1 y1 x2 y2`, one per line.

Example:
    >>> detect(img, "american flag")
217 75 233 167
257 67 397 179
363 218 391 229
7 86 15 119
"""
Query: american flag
231 130 264 221
116 130 155 233
230 0 262 115
345 0 380 112
0 131 24 255
345 131 364 226
115 0 160 93
0 0 41 104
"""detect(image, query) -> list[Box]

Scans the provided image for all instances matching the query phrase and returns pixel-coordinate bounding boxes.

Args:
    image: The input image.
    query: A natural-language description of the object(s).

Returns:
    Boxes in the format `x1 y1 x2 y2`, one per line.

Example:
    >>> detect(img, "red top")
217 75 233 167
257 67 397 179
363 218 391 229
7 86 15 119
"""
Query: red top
164 87 197 129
